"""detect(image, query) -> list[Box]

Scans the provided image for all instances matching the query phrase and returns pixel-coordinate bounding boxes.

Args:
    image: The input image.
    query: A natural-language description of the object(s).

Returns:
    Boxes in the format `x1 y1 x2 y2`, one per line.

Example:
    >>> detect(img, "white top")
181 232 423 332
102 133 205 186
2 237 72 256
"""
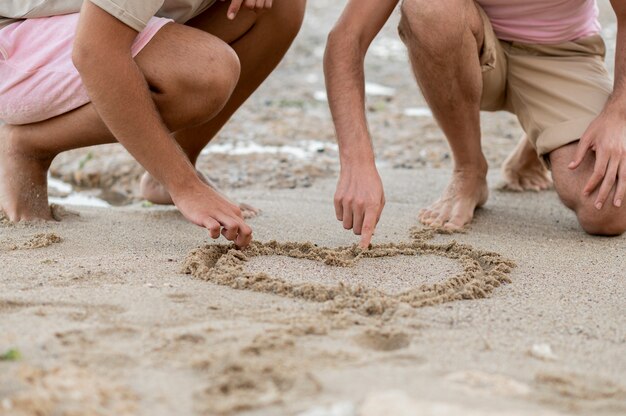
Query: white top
0 0 216 31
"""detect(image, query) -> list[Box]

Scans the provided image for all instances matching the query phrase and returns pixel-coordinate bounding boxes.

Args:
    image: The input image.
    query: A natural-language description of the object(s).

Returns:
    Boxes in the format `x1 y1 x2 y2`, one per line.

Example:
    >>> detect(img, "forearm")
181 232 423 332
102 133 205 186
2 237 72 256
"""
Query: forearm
78 57 196 194
73 3 200 196
75 52 198 193
324 32 374 166
323 0 399 168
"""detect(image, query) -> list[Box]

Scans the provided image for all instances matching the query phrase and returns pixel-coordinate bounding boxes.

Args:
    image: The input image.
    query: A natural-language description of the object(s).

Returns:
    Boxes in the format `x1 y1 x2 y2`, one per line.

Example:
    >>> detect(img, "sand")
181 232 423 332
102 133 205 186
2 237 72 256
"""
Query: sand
182 228 514 315
2 166 625 416
1 1 625 415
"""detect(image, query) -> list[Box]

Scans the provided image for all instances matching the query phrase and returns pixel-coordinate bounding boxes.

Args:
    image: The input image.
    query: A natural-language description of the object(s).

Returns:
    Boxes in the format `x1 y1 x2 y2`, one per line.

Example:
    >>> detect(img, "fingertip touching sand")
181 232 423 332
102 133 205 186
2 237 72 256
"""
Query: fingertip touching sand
183 227 516 316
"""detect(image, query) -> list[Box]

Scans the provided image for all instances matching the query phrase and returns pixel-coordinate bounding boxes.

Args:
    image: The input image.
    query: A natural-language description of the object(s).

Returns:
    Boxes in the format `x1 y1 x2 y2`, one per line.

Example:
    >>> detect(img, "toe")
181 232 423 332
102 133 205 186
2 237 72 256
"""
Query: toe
431 209 453 228
503 177 523 192
444 213 470 230
239 203 260 219
521 177 540 192
418 208 433 223
443 221 463 231
422 210 440 225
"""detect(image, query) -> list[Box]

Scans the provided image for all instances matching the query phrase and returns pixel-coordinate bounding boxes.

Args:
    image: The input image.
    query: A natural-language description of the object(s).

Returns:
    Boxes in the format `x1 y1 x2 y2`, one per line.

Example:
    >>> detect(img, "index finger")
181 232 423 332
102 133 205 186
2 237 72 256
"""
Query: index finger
227 0 243 19
359 209 378 249
583 151 609 196
235 221 253 248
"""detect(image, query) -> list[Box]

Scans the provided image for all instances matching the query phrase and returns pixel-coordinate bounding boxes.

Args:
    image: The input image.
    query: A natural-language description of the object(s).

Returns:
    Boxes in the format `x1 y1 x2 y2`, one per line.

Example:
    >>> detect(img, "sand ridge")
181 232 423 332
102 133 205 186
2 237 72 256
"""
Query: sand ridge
7 233 62 251
182 227 516 315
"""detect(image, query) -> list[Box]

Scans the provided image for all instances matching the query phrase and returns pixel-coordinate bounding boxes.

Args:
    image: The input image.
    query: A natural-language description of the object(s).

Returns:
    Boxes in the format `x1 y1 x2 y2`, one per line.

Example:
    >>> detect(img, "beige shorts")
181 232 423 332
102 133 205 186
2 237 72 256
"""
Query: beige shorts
477 6 613 157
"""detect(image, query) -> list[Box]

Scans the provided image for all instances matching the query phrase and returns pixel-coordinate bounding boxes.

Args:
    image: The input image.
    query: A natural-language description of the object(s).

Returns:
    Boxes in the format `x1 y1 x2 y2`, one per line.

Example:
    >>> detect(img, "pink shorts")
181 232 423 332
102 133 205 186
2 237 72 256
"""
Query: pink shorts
0 13 172 125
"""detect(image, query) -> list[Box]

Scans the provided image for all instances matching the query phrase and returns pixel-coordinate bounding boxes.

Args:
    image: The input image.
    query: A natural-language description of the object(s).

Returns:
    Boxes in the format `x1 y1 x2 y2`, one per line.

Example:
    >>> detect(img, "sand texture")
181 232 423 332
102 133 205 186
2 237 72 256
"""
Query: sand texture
182 228 515 316
1 1 625 415
2 166 625 416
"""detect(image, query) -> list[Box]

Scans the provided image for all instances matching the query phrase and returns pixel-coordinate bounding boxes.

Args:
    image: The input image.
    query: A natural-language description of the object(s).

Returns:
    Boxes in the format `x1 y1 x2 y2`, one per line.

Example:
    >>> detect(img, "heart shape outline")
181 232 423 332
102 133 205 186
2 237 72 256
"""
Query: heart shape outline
182 228 515 315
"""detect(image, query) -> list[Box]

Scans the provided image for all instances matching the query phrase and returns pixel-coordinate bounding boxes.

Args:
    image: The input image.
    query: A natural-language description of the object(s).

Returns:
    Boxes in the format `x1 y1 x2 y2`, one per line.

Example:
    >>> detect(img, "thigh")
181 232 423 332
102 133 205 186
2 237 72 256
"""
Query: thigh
506 35 612 157
0 13 171 125
185 0 306 44
133 21 237 94
549 141 591 209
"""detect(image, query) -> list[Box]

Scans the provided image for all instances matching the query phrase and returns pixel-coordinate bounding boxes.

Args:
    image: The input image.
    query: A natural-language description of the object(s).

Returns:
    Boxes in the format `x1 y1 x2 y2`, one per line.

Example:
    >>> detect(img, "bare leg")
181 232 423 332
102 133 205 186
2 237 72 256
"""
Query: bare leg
398 0 488 230
550 143 626 236
140 0 306 205
0 23 240 221
500 134 552 192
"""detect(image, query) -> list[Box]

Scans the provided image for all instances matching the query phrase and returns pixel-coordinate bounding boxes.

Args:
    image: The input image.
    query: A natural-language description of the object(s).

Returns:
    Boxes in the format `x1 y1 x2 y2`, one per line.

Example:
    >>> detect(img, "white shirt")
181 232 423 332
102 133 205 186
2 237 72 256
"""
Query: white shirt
0 0 216 31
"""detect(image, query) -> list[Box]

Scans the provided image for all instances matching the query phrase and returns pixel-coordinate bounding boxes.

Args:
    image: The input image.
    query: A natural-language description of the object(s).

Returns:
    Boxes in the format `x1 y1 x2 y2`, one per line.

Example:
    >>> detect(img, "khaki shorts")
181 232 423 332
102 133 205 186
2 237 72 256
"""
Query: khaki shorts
477 6 613 157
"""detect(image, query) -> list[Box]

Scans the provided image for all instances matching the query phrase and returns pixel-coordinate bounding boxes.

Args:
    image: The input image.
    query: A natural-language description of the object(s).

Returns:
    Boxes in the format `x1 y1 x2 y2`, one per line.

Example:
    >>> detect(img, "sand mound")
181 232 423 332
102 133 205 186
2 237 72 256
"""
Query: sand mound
9 233 62 250
182 228 515 315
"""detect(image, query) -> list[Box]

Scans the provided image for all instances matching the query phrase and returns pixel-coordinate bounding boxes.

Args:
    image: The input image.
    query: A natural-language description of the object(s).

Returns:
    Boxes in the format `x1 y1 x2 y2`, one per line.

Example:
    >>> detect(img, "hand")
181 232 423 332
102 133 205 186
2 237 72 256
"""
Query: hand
569 108 626 209
220 0 273 20
172 182 253 248
334 164 385 248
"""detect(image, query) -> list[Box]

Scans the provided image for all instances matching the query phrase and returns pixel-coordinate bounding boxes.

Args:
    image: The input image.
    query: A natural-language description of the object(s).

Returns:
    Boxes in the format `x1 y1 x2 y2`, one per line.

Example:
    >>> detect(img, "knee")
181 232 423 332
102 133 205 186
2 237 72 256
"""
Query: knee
209 44 241 101
180 42 240 125
556 182 626 236
398 0 461 45
576 204 626 236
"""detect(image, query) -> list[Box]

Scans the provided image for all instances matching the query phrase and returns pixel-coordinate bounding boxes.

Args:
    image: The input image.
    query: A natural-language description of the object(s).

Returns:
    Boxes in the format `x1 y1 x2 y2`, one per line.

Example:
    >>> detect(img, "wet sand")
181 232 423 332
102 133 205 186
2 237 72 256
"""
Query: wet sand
1 1 625 415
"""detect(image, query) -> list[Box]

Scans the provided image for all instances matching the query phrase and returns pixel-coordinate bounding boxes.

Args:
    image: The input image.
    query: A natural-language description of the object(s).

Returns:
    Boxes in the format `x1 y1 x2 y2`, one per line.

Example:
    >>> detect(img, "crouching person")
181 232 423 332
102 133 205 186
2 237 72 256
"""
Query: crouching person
0 0 306 247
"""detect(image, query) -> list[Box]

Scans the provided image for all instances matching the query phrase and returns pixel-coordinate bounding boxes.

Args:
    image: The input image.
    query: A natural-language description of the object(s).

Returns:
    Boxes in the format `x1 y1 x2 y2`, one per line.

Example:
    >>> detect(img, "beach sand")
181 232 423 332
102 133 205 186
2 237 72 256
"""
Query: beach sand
2 167 625 415
1 1 625 415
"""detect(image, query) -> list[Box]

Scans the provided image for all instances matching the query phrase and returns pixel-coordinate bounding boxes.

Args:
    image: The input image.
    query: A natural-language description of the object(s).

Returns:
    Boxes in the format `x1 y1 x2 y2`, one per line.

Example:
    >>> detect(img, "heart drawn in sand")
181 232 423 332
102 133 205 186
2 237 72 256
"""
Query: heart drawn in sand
182 228 515 315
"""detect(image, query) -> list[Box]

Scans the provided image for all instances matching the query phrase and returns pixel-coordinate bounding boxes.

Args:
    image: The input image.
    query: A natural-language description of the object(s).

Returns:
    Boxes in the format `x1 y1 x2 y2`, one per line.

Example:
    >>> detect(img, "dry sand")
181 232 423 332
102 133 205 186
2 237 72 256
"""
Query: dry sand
1 167 625 416
1 1 625 415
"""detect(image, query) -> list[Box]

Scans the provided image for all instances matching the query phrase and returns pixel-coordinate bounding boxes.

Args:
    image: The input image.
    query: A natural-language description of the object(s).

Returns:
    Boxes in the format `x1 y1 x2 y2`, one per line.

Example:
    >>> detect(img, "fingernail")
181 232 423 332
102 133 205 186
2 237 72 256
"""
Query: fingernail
616 199 622 207
568 162 575 168
583 191 589 197
595 202 602 210
228 12 235 19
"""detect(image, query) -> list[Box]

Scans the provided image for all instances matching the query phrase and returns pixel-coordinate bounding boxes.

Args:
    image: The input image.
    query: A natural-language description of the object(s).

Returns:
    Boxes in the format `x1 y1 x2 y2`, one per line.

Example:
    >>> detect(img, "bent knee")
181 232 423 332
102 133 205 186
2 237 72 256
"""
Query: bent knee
181 42 240 123
576 204 626 236
211 44 241 97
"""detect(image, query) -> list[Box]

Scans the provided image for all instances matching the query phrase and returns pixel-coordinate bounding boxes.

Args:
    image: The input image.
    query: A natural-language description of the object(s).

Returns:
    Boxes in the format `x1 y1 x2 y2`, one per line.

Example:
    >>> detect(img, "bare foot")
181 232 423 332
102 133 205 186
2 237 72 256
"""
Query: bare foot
0 125 54 221
500 135 552 192
418 170 489 230
140 171 260 219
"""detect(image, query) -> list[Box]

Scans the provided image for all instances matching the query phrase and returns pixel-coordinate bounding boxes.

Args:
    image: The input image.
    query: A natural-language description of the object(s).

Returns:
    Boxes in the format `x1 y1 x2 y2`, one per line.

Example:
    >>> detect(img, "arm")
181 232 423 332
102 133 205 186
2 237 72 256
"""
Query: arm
324 0 399 248
73 2 252 247
569 0 626 209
